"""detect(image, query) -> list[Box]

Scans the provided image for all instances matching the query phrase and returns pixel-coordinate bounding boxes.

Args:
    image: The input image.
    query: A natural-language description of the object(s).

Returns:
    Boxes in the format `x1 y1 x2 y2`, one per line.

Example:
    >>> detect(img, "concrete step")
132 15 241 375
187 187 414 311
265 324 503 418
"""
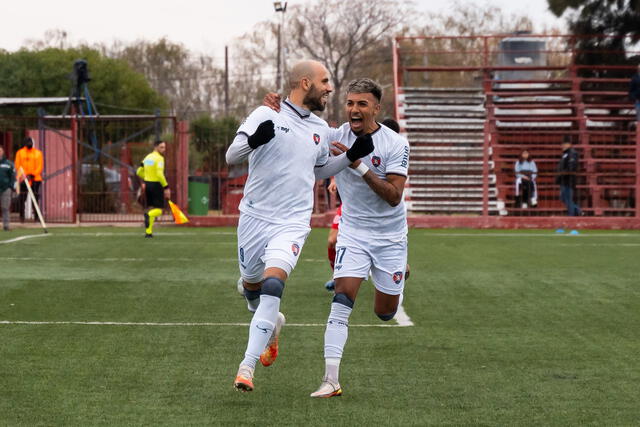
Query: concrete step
412 146 483 154
409 175 497 185
403 110 486 119
400 87 482 93
407 189 497 198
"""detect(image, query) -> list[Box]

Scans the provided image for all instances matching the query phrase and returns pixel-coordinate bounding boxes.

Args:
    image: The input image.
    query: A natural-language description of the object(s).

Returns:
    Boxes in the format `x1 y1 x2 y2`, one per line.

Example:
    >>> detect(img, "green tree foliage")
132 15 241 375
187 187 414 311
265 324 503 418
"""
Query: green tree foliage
0 47 167 115
548 0 640 70
189 115 239 173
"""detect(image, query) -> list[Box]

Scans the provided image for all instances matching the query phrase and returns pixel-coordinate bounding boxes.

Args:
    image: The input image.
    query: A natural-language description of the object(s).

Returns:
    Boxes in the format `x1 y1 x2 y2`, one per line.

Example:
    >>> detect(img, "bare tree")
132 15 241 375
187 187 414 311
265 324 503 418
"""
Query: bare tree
104 38 225 119
286 0 412 123
228 21 279 118
24 29 70 50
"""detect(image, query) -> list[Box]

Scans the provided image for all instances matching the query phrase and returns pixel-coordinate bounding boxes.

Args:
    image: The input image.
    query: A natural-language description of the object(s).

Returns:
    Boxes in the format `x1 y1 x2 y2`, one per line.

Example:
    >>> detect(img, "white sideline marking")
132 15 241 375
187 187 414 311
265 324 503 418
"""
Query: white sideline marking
423 233 640 237
52 231 235 237
558 243 640 247
394 304 414 327
0 234 49 245
0 257 327 263
0 320 407 328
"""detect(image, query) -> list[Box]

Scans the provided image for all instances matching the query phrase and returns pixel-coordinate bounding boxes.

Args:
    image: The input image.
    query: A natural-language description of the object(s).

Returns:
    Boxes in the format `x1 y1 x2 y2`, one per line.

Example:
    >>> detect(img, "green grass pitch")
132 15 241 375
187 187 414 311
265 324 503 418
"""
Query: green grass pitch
1 227 639 426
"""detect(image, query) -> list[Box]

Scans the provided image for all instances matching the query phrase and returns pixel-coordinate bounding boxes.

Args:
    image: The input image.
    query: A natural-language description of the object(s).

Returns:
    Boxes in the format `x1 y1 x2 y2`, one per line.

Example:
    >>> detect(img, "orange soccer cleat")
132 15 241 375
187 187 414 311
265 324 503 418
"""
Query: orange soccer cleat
260 312 285 367
233 365 254 392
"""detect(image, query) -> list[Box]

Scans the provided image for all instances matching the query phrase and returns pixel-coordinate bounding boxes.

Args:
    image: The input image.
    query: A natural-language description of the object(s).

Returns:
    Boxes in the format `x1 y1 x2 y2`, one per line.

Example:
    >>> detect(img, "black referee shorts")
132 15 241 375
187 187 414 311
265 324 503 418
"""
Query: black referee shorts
144 181 164 209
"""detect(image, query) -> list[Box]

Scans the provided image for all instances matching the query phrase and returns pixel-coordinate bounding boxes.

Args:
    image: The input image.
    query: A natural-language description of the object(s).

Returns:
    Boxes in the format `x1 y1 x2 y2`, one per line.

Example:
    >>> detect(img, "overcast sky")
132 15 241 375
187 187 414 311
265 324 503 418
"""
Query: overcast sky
2 0 564 64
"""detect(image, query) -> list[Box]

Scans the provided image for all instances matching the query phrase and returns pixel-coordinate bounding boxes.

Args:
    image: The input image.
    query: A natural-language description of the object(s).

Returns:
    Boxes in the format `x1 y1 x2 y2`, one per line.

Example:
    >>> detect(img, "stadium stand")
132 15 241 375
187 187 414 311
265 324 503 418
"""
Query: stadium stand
393 34 639 218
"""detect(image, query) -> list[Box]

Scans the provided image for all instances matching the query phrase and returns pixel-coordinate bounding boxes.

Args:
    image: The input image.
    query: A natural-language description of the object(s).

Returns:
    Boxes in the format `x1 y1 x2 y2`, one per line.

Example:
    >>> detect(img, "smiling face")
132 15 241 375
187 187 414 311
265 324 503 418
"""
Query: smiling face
301 64 332 112
345 91 381 135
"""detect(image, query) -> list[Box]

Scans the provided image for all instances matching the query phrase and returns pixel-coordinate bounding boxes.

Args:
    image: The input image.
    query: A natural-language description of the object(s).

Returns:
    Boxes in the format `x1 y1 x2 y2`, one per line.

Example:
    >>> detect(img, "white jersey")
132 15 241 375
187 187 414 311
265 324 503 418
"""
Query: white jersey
331 122 410 239
237 101 330 226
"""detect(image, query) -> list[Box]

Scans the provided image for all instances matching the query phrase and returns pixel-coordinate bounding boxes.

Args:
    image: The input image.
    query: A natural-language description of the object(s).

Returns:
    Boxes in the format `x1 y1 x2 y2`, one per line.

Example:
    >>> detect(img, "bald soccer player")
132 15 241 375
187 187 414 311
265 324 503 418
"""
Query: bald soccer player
226 60 374 392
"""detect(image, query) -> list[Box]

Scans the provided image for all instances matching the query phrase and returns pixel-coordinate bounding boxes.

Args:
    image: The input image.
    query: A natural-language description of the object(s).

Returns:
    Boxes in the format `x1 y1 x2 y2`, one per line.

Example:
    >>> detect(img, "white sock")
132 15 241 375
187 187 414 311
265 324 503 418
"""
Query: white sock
240 294 280 369
323 301 352 383
325 358 341 384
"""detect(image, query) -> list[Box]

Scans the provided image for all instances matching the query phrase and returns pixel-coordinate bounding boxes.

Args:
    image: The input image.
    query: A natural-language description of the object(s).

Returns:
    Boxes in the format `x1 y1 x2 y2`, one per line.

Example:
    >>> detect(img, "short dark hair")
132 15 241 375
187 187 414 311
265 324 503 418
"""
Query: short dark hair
381 118 400 133
154 140 165 146
23 136 34 146
346 78 382 102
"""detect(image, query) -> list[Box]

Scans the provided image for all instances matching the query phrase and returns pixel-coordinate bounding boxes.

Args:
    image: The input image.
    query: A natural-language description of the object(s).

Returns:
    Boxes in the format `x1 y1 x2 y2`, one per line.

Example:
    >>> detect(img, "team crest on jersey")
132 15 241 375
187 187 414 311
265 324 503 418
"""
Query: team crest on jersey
312 133 321 145
392 271 403 284
371 156 382 167
291 243 300 256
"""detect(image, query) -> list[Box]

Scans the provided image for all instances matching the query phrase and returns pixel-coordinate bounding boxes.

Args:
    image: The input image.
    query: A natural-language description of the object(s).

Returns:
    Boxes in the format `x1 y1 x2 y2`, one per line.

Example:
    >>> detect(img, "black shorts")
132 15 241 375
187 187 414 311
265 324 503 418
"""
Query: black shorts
145 181 164 209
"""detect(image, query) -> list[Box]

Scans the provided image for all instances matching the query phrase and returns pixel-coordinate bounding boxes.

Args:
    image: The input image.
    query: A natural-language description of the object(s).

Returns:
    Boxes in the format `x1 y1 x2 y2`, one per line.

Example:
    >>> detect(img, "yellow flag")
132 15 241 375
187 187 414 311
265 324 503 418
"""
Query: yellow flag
168 201 189 224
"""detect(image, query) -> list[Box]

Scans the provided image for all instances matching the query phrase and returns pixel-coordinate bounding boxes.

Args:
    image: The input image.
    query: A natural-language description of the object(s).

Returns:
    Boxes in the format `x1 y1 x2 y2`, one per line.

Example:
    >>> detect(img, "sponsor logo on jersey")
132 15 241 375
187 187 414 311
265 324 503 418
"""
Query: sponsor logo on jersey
371 156 382 167
313 133 321 145
392 271 403 284
278 126 290 133
291 243 300 256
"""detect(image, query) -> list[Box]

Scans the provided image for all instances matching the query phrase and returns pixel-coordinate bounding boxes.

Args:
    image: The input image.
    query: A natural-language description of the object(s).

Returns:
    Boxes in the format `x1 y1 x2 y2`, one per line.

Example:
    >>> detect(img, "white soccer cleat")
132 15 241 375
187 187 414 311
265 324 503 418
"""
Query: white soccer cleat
233 364 255 392
310 378 343 398
260 312 285 367
236 277 244 295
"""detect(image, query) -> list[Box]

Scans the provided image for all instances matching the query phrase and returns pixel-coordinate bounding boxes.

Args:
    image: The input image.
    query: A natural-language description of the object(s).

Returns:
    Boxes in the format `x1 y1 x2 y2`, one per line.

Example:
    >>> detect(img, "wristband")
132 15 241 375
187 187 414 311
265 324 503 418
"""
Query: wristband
355 162 369 177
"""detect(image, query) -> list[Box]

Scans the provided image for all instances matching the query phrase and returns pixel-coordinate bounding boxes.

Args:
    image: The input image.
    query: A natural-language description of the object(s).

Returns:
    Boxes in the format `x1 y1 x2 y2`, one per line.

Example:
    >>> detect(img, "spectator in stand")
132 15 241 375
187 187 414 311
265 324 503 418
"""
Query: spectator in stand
14 137 43 222
514 149 537 208
629 63 640 122
0 145 17 231
556 137 582 216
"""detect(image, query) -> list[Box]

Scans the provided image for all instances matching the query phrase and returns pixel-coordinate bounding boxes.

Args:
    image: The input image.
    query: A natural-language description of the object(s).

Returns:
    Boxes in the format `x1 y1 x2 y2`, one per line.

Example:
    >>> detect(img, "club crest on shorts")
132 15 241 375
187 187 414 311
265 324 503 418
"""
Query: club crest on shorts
392 271 403 284
291 243 300 256
371 156 381 167
312 133 320 145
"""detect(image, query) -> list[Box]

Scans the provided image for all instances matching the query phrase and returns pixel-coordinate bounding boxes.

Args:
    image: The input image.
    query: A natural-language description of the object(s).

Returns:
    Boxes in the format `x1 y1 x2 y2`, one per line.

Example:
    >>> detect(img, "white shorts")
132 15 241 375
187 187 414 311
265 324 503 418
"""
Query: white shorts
333 230 408 296
237 214 311 283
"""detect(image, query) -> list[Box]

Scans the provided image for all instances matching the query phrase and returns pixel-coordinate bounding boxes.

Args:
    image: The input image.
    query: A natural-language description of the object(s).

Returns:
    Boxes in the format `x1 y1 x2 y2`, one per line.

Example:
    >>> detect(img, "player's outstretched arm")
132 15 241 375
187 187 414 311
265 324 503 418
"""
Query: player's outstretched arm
315 134 375 179
315 151 350 180
226 120 275 165
315 138 373 179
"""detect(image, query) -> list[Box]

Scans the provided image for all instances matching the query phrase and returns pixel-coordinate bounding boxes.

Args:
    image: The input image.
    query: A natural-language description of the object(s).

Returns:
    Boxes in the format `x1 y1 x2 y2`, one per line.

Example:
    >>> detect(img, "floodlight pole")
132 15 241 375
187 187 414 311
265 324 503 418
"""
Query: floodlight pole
274 2 287 94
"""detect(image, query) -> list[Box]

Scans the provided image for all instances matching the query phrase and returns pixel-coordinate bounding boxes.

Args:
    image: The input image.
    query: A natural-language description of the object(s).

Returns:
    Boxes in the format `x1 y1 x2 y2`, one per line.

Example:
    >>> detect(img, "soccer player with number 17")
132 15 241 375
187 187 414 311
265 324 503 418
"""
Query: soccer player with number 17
312 78 410 398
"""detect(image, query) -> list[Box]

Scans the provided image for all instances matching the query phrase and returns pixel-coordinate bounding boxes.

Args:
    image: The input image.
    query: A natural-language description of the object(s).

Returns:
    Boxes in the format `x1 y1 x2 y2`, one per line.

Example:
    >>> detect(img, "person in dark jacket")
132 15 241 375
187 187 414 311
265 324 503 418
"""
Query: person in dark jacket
556 137 582 216
0 145 17 231
629 64 640 122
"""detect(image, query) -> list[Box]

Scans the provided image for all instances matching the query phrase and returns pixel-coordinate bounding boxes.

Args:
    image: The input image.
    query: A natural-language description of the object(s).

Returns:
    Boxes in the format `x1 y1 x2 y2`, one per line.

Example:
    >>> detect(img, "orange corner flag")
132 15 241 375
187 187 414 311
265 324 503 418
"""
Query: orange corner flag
168 201 189 224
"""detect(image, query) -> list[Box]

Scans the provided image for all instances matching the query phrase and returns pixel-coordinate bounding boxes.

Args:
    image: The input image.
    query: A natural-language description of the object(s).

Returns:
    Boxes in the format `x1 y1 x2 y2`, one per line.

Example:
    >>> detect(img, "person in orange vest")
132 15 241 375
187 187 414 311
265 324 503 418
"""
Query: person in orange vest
14 137 43 222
